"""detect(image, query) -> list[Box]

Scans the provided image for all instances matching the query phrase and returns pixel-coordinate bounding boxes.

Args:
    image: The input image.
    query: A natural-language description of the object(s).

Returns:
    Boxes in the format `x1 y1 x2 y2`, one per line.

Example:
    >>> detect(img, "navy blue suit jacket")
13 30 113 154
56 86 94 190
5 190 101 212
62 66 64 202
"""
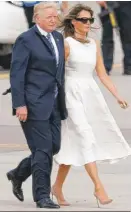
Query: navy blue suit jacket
10 25 67 120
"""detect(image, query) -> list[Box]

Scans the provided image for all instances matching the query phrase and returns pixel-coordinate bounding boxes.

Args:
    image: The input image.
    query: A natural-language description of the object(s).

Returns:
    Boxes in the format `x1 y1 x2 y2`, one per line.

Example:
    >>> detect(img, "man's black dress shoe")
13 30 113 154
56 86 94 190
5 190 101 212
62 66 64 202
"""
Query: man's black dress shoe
36 198 60 209
2 88 11 95
6 170 24 202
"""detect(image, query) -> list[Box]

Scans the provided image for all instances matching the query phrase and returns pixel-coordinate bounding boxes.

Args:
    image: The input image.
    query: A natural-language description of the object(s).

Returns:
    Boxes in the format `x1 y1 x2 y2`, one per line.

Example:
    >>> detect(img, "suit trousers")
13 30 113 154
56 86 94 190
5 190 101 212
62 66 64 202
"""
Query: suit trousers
13 99 61 202
100 3 131 73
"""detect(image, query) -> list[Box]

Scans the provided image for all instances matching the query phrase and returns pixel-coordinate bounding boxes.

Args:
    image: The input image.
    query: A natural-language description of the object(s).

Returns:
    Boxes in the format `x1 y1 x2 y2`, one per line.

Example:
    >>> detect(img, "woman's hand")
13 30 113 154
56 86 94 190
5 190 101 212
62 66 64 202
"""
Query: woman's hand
117 98 128 109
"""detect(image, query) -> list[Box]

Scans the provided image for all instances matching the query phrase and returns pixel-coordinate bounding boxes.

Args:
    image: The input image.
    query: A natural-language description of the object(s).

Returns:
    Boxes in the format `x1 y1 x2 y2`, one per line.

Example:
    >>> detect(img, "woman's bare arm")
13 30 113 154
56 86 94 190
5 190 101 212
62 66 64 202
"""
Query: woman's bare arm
95 40 128 109
64 40 70 61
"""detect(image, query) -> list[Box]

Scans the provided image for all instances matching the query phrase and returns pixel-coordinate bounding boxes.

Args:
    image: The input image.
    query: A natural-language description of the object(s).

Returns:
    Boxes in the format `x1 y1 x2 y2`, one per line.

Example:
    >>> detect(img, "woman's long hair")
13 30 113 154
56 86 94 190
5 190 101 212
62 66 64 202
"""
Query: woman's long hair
58 4 94 38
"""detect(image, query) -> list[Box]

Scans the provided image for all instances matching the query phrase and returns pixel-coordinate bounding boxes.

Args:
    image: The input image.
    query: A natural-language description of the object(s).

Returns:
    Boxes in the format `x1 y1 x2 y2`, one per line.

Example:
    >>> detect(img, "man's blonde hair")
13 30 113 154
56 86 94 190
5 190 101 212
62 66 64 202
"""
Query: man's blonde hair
33 2 57 23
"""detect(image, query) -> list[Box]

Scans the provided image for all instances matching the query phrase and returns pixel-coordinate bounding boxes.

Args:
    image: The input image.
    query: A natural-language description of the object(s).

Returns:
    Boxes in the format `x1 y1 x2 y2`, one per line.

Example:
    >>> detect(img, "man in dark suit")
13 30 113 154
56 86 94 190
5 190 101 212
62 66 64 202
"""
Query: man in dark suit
98 1 131 75
6 2 67 209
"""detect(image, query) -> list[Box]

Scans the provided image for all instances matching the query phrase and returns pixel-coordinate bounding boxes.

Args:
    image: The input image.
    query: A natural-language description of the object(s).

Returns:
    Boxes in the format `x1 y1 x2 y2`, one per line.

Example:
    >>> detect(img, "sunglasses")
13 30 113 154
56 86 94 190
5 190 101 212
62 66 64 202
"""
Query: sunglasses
75 17 94 24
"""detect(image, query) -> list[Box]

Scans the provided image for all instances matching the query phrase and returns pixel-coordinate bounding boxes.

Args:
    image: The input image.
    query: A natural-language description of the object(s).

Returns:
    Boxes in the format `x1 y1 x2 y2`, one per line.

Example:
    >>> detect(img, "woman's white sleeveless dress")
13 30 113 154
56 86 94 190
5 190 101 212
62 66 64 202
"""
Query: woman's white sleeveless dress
54 37 131 166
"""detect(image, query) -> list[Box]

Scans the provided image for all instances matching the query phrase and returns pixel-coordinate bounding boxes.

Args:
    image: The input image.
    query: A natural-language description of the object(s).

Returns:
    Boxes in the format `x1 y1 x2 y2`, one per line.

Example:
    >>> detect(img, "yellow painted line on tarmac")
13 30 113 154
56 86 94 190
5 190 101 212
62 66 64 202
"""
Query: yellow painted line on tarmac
0 73 9 79
113 63 122 68
0 143 28 149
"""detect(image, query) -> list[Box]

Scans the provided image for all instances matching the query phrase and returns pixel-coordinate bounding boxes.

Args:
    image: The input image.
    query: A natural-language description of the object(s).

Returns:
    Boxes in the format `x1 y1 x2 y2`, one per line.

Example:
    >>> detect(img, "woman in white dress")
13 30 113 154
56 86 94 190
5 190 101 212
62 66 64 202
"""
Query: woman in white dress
52 4 131 207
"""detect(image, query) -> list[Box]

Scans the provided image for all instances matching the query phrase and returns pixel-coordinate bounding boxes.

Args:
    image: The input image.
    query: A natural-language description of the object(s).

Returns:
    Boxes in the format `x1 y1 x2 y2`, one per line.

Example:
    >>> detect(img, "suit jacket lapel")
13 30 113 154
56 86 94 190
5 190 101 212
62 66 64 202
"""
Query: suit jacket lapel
52 31 64 84
33 26 64 82
33 25 54 55
52 31 62 70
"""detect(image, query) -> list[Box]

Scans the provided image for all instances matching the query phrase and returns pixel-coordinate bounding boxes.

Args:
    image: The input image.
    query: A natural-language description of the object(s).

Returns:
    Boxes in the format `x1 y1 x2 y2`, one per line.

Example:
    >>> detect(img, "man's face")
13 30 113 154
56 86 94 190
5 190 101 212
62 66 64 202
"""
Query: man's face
36 7 58 32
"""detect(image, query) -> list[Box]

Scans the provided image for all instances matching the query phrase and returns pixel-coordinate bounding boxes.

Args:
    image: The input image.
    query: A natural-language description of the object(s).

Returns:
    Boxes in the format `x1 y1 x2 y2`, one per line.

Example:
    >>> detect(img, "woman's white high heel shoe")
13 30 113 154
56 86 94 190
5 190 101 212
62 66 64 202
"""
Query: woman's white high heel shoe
94 189 113 208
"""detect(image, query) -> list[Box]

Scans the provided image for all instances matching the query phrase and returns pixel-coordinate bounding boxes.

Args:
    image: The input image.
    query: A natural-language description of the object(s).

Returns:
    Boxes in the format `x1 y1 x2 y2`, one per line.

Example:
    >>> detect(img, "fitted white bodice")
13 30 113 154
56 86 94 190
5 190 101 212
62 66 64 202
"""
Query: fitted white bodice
65 37 97 79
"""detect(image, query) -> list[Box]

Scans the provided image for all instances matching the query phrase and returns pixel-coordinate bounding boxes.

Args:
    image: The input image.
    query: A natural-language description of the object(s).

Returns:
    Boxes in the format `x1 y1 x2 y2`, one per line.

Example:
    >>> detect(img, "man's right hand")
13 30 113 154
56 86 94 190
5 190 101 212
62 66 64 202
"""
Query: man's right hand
16 106 28 122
